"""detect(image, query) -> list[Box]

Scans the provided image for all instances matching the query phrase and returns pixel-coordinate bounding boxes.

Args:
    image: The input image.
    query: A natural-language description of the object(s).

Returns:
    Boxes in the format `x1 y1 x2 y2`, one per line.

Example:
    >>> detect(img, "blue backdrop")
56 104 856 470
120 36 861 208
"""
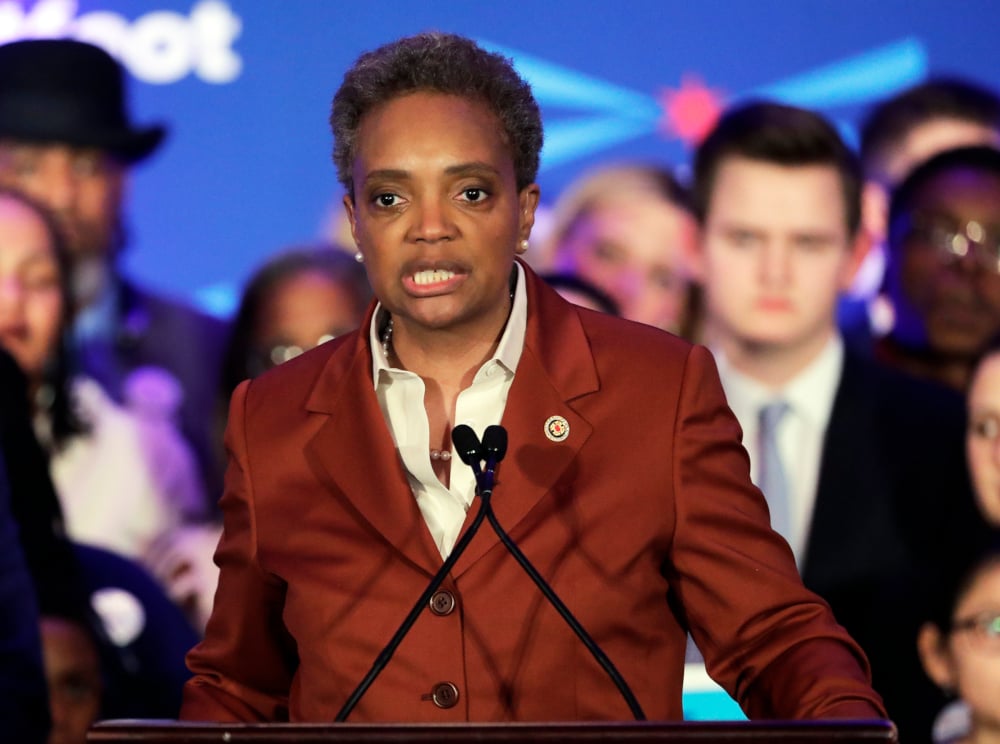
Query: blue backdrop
4 1 997 314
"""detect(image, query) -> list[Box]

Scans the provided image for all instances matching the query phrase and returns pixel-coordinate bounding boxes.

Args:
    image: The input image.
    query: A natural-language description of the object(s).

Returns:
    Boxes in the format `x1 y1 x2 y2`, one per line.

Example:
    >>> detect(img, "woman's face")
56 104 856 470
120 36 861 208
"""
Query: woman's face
887 169 1000 359
937 562 1000 736
343 91 537 342
0 196 63 381
252 269 365 370
553 195 694 332
967 352 1000 525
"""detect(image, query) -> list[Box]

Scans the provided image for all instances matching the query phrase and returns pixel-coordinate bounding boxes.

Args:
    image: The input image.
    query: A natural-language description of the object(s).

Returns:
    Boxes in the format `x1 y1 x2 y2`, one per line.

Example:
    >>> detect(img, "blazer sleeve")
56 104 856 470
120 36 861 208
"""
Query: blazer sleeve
671 345 886 720
180 380 298 721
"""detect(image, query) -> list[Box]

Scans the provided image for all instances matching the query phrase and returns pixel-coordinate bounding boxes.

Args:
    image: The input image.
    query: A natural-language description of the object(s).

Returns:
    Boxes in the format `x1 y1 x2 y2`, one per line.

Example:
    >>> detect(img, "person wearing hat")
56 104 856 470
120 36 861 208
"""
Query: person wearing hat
0 38 229 505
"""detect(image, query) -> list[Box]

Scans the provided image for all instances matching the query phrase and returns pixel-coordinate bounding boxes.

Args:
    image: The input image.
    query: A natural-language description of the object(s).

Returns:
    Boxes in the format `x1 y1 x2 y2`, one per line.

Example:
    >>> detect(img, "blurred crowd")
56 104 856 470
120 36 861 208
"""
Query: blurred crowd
2 36 1000 744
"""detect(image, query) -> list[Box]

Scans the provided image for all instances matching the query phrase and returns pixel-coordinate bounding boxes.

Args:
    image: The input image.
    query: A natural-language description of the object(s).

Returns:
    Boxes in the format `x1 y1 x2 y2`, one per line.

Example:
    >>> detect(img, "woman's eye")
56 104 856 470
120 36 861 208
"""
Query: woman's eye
461 188 487 202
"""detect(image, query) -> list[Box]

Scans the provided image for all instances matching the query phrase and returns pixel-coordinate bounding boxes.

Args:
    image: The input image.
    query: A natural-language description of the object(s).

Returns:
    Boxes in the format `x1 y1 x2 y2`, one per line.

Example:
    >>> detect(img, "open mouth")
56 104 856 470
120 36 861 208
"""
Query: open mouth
412 269 456 286
403 261 469 296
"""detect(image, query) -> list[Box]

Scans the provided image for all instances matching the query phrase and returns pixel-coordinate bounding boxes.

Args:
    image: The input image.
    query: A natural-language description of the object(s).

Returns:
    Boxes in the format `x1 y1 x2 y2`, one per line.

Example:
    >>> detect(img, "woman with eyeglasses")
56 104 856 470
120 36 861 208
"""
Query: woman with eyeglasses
878 145 1000 392
918 536 1000 744
146 244 372 633
219 244 372 396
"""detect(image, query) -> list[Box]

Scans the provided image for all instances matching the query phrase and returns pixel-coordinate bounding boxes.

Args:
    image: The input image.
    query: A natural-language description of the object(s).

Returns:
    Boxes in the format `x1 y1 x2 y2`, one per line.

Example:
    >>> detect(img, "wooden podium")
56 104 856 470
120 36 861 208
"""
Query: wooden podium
88 720 898 743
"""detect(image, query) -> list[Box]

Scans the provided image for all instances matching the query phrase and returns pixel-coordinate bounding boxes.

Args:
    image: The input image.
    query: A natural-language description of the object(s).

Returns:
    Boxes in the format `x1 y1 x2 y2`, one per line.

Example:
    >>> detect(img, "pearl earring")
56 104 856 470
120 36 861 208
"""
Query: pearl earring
354 251 364 263
517 239 529 254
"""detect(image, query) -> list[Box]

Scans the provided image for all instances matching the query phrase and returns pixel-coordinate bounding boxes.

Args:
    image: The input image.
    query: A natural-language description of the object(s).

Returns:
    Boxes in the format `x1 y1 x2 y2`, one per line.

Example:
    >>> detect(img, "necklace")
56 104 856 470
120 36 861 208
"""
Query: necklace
380 315 393 360
381 315 452 463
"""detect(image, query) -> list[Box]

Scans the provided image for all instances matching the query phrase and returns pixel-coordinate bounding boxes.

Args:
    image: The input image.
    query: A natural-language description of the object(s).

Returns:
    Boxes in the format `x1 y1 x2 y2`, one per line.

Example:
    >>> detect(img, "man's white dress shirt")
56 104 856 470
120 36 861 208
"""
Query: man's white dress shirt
713 336 844 567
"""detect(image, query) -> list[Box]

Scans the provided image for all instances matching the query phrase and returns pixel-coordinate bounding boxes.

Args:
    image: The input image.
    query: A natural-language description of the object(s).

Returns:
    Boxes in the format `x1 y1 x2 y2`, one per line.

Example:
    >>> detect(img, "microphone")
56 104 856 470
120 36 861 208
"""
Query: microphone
452 424 484 469
453 423 505 499
455 425 646 721
482 424 507 474
334 425 492 721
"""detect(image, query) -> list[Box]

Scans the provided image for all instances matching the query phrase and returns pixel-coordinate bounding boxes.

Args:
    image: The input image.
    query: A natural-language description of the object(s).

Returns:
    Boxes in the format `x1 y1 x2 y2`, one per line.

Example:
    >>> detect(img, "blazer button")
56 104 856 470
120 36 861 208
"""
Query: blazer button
429 590 456 616
430 681 459 709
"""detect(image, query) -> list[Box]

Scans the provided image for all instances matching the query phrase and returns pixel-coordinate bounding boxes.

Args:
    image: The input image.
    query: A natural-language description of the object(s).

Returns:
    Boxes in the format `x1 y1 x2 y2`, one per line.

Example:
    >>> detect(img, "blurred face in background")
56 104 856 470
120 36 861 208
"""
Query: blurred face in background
552 194 694 332
694 157 864 361
0 194 64 382
967 350 1000 524
41 616 103 744
0 142 124 310
251 268 367 371
886 167 1000 359
0 142 124 263
919 560 1000 742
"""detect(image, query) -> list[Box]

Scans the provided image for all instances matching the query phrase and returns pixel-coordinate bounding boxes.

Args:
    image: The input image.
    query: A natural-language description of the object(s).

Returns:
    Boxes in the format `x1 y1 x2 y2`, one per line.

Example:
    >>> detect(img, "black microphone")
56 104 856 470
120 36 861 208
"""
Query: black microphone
456 425 646 721
454 423 505 499
482 424 507 474
334 425 492 721
452 424 484 469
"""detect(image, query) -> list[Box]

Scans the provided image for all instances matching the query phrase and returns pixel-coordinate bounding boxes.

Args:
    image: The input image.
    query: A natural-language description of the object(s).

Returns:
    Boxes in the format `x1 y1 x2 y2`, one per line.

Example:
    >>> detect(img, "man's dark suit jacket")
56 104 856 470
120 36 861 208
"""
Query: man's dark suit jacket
804 351 990 744
76 278 231 499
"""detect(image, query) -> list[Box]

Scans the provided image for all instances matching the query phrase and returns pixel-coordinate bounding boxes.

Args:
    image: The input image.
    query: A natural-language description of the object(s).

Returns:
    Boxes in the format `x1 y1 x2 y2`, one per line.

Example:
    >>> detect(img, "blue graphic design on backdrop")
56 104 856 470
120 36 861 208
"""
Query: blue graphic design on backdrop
483 37 927 169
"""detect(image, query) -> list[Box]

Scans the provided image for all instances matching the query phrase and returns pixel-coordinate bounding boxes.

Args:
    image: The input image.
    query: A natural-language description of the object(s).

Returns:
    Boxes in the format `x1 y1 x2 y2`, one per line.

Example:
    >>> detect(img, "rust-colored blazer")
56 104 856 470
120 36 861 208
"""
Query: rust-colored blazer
181 264 884 723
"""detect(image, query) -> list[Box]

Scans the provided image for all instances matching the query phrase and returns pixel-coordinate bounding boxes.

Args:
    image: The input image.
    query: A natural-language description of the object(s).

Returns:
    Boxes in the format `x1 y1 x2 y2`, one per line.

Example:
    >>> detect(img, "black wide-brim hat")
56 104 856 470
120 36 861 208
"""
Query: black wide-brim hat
0 39 166 163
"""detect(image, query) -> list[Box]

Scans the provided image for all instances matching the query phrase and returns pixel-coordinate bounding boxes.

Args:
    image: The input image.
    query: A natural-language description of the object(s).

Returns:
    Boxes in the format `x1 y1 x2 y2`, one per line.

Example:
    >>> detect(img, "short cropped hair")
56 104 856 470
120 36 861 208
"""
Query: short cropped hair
692 101 863 234
887 145 1000 251
860 78 1000 182
330 31 543 196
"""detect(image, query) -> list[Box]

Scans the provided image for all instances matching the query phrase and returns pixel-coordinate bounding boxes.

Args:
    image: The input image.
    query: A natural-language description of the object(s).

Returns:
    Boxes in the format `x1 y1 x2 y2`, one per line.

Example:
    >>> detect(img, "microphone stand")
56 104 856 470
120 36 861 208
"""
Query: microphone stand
471 426 646 721
336 425 646 722
333 432 494 721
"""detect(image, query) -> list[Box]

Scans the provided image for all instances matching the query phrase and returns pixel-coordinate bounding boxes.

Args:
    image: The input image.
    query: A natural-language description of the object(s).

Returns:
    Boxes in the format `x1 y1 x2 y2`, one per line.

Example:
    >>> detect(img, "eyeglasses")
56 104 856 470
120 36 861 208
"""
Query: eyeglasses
903 212 1000 274
265 336 336 367
950 610 1000 651
247 330 351 377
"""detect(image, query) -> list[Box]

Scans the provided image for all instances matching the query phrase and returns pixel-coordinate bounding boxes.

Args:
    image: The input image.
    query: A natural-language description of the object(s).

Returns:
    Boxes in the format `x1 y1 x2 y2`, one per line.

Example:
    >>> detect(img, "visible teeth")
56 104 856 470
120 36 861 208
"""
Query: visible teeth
412 269 455 285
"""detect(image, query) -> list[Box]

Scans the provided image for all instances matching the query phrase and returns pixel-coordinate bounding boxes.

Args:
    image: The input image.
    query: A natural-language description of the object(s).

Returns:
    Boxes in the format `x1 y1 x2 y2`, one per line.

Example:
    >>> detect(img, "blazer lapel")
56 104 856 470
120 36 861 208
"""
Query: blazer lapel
803 353 894 592
303 324 444 578
452 266 600 576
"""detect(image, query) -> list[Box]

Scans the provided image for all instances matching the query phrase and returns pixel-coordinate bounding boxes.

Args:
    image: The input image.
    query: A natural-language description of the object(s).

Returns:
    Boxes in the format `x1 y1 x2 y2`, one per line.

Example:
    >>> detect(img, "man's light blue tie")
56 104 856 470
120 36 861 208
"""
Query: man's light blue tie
757 400 791 542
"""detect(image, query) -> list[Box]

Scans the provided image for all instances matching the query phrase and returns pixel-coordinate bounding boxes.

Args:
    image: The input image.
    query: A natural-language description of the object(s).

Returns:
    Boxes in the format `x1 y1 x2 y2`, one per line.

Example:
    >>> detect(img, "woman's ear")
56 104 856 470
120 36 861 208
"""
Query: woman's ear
342 194 359 250
917 622 957 693
518 184 541 242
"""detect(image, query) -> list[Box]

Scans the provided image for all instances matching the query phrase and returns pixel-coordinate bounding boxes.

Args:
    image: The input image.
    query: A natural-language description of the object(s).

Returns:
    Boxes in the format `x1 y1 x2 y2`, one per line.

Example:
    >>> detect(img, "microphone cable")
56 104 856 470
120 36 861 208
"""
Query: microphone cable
333 427 495 721
457 424 646 721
